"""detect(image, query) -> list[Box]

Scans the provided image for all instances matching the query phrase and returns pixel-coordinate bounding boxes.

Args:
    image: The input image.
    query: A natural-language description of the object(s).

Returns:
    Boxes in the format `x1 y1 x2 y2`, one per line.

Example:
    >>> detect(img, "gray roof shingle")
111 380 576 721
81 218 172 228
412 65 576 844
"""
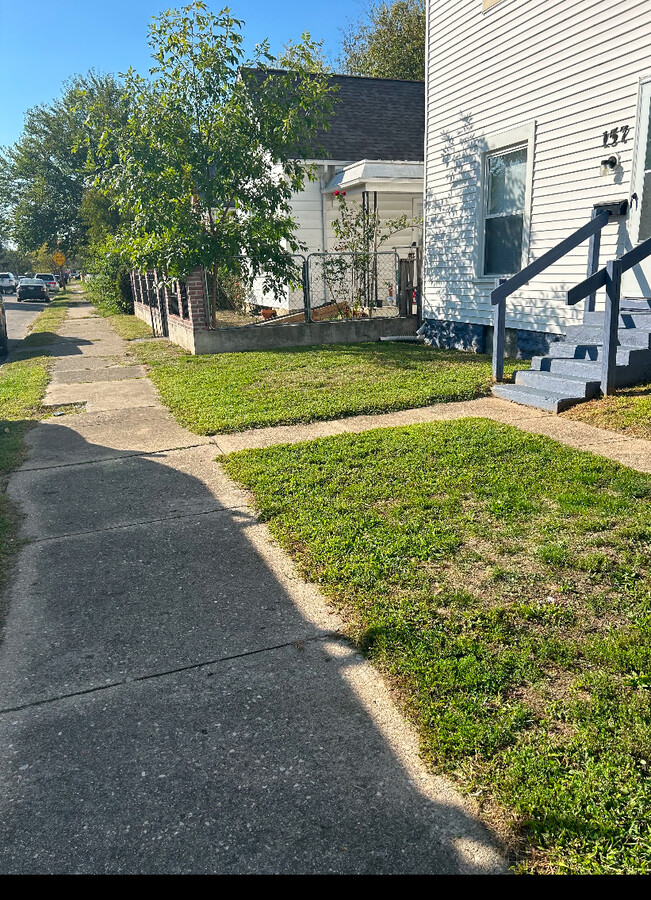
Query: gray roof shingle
247 70 425 162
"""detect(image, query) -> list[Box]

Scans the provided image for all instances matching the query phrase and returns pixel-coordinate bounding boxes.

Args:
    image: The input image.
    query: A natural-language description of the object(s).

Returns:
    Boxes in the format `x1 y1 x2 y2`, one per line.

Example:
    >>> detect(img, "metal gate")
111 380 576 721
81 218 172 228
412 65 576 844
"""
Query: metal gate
396 247 422 321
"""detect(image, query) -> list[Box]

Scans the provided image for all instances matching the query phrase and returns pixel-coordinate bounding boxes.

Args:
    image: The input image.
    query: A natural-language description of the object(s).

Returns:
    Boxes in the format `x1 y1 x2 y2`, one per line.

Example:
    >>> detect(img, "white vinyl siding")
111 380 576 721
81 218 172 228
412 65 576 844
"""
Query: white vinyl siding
424 0 651 332
324 191 422 254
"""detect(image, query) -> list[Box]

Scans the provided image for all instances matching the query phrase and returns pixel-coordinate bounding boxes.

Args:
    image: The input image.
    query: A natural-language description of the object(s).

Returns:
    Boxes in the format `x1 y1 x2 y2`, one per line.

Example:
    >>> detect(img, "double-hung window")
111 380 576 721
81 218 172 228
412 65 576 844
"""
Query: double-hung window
483 145 527 276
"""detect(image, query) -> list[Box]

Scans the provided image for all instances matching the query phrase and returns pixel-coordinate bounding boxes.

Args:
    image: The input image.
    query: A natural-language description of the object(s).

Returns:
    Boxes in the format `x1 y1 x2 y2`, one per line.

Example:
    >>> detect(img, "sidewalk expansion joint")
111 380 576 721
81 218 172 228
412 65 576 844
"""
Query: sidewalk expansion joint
17 443 210 472
0 633 345 717
26 504 252 544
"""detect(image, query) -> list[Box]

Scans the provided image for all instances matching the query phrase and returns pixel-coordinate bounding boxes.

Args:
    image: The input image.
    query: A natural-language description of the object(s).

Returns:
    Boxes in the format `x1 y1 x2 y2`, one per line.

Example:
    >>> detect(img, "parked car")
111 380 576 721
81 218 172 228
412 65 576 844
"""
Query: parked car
0 272 17 294
17 278 49 303
0 294 7 356
34 273 59 294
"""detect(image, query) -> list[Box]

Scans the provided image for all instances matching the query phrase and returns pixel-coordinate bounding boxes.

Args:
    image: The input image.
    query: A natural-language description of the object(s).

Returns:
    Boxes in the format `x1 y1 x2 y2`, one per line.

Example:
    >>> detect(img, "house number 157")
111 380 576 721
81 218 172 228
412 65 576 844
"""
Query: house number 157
603 125 631 147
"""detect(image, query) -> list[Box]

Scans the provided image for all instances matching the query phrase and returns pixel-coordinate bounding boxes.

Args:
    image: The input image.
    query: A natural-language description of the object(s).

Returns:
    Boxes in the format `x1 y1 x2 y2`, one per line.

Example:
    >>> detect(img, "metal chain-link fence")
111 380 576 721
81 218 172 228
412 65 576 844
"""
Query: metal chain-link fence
306 251 400 322
132 250 414 334
199 255 307 327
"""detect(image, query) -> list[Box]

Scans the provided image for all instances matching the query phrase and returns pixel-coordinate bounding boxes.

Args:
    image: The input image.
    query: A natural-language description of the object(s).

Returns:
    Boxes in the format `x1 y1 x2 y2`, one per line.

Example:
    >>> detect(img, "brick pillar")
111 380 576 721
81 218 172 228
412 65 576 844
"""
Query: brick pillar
186 268 209 330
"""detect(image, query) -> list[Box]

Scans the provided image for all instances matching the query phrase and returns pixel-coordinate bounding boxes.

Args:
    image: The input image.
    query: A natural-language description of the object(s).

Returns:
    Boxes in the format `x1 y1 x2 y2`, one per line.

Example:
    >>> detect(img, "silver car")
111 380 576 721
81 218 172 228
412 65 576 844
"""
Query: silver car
34 273 59 294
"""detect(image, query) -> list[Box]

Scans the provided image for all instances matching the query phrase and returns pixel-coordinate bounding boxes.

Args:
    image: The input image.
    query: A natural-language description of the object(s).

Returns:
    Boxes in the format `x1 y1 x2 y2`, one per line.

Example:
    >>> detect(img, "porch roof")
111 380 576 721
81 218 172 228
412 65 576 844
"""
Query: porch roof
322 159 424 194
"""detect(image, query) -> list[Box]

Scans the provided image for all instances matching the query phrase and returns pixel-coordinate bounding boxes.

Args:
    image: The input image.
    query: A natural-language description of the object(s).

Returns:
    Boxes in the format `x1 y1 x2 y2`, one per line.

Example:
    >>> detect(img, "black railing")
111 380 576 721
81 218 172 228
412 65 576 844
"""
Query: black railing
491 209 611 382
567 234 651 394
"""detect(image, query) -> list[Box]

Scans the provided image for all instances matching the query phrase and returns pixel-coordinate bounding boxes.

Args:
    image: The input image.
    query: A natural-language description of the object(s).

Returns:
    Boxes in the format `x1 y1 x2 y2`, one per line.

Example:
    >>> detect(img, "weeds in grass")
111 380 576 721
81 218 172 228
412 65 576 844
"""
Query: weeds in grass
564 383 651 441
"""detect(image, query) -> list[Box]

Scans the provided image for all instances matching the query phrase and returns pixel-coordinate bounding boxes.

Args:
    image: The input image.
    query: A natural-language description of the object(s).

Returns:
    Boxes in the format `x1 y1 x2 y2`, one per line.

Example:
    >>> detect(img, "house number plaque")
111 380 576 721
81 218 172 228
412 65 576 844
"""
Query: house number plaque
603 125 632 147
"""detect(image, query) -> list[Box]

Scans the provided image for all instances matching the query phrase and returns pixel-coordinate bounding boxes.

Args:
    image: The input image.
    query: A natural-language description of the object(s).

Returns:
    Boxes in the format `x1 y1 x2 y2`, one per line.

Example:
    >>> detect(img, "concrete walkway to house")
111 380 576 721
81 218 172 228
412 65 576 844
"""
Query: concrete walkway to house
212 395 651 474
0 302 507 874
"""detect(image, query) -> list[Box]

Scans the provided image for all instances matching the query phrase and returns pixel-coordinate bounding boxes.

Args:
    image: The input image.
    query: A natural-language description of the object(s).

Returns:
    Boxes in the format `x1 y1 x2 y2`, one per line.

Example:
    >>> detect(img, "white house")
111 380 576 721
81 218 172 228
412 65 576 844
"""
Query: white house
422 0 651 357
251 74 425 314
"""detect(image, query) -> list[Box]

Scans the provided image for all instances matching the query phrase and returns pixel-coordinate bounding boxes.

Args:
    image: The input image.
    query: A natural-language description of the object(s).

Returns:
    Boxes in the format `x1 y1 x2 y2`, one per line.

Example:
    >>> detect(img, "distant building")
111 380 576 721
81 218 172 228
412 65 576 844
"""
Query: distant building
251 73 425 313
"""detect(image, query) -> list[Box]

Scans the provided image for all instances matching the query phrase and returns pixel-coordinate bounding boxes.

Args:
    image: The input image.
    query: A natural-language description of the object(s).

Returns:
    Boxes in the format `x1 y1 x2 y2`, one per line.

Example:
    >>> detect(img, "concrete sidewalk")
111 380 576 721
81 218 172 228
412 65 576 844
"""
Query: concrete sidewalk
211 395 651 474
0 303 506 874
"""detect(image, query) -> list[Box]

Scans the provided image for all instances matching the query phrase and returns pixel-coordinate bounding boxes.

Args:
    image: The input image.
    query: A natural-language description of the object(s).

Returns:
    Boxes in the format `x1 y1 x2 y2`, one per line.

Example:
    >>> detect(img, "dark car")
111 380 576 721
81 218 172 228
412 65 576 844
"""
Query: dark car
17 278 49 302
0 294 7 356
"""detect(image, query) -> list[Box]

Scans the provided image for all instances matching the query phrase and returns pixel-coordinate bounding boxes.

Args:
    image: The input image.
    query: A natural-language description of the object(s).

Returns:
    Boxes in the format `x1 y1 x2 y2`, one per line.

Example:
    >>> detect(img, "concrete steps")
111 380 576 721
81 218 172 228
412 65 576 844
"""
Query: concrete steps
492 297 651 412
492 383 586 413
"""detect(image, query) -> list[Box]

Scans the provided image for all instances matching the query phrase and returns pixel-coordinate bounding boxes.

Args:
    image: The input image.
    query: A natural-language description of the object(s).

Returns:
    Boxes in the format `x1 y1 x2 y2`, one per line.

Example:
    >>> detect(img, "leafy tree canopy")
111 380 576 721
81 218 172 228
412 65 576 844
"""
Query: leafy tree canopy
275 31 331 73
94 2 335 323
0 71 123 257
339 0 425 82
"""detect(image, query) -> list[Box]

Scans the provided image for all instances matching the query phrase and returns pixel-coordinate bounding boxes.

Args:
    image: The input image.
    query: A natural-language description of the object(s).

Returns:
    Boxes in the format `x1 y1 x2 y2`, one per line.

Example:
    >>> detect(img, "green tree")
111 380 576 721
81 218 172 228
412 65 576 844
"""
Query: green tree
276 31 331 73
31 242 57 273
318 189 414 314
94 2 335 325
0 71 124 257
339 0 425 82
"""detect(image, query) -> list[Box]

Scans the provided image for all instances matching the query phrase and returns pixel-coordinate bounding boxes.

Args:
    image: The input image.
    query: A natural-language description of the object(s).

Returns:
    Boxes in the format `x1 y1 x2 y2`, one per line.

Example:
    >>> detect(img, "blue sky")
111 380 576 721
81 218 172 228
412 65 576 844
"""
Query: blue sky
0 0 363 147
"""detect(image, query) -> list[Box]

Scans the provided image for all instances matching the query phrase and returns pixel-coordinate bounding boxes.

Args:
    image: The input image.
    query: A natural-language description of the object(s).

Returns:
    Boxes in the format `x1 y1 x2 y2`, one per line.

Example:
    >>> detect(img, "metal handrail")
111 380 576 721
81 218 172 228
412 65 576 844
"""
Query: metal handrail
491 209 611 381
566 234 651 395
566 234 651 305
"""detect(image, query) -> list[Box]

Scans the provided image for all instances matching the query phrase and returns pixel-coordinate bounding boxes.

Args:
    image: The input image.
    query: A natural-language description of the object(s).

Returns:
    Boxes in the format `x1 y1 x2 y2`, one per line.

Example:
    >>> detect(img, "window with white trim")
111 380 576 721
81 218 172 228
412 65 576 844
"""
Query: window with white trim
482 145 527 276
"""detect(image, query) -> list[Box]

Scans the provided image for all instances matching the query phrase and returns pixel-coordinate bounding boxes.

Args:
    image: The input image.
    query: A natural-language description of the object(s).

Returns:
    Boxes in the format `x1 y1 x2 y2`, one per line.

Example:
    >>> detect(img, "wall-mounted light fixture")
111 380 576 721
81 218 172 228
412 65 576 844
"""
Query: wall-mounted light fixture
600 154 619 176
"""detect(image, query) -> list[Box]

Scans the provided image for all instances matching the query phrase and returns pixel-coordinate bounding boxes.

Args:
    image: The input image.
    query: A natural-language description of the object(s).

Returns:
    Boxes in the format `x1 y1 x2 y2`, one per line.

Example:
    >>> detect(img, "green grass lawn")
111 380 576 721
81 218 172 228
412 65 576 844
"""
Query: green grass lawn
131 340 521 434
564 382 651 441
223 418 651 874
0 355 53 608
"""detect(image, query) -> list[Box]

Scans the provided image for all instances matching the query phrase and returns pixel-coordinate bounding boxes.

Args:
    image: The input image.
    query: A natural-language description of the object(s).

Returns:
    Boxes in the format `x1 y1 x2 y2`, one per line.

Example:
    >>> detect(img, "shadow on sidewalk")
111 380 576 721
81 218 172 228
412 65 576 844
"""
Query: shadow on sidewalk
0 423 505 874
7 333 95 365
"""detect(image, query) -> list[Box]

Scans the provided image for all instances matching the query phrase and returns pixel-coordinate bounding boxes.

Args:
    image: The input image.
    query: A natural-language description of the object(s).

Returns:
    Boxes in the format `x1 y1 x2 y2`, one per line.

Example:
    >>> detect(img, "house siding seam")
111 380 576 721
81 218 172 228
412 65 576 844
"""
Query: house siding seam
423 0 651 334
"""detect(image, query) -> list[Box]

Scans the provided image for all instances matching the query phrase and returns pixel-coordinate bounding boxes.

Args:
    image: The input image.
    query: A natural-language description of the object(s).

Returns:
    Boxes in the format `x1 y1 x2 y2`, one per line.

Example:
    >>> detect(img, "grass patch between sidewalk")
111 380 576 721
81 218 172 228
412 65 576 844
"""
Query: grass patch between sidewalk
20 290 75 348
131 339 522 434
564 381 651 441
223 418 651 873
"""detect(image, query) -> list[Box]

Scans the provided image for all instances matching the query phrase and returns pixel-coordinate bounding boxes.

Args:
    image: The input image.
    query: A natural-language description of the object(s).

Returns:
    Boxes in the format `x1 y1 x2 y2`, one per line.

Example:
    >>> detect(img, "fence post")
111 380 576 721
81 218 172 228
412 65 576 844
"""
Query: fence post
492 277 507 383
303 257 312 323
601 258 621 396
585 208 603 318
416 247 423 325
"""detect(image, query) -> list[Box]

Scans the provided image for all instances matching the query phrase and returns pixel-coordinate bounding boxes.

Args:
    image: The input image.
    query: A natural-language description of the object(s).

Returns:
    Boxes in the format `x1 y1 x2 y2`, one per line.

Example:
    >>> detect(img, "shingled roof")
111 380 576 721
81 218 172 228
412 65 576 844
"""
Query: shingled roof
246 70 425 162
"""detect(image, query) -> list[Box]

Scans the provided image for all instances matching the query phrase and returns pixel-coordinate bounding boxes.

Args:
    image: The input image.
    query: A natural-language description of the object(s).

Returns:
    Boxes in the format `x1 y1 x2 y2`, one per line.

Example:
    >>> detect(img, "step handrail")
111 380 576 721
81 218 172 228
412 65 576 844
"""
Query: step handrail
565 234 651 395
566 234 651 305
491 209 611 382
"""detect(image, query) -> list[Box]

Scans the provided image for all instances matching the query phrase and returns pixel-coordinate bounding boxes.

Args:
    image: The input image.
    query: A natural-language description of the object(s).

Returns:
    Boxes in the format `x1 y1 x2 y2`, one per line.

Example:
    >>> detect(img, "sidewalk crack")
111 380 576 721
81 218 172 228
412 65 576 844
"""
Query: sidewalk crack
0 633 345 717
